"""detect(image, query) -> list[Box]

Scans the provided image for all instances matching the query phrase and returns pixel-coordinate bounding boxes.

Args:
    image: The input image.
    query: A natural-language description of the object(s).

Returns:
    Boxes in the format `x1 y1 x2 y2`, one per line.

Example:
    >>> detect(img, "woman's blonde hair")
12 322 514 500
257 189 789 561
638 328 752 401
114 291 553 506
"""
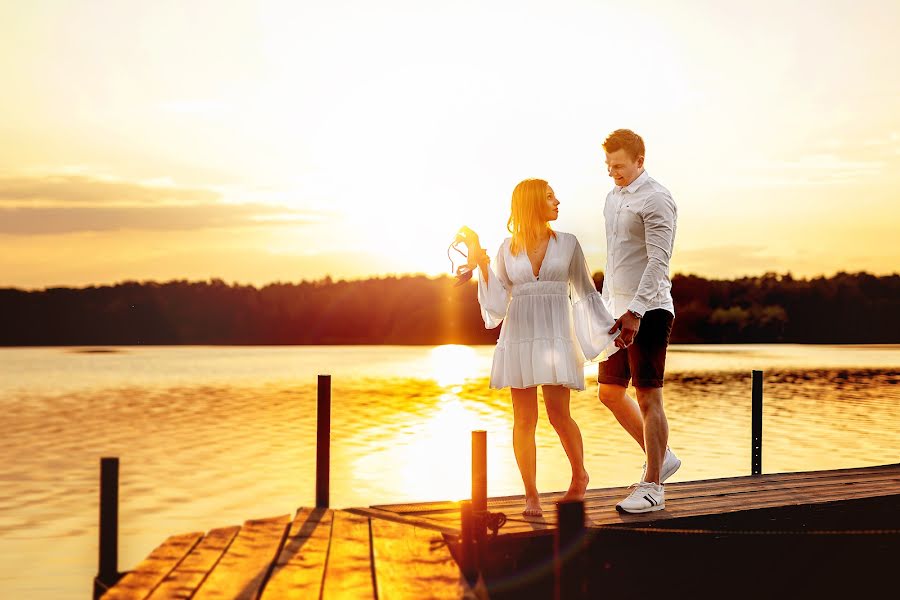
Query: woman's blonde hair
507 178 556 255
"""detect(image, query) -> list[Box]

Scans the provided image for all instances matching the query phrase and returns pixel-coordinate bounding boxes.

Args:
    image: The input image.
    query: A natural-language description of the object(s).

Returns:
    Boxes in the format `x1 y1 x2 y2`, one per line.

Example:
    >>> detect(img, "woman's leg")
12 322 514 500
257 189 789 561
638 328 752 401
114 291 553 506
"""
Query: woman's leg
543 385 590 501
511 386 542 516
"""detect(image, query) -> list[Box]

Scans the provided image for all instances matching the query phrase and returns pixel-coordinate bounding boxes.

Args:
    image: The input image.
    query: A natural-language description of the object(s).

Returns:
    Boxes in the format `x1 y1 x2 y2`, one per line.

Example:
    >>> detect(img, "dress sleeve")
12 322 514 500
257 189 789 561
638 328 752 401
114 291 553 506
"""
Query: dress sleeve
569 236 619 361
477 241 512 329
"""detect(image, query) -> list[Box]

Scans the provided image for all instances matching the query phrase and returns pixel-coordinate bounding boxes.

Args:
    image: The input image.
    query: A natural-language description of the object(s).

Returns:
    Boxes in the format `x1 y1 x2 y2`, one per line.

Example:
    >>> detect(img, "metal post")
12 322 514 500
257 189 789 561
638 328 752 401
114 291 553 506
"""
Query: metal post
471 430 487 515
555 500 587 600
316 374 331 508
751 370 763 475
93 457 120 599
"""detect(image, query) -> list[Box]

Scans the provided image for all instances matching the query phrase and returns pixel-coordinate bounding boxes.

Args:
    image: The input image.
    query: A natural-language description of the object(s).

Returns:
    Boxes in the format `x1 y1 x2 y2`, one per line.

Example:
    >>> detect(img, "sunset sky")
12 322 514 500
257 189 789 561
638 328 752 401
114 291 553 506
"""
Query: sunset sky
1 0 898 289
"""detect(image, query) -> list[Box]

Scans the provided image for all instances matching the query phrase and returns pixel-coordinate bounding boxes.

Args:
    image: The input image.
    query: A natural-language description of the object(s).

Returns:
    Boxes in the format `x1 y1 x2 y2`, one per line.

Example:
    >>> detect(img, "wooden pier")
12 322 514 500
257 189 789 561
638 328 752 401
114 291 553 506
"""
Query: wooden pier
103 507 478 600
102 463 900 599
356 462 900 535
99 374 899 598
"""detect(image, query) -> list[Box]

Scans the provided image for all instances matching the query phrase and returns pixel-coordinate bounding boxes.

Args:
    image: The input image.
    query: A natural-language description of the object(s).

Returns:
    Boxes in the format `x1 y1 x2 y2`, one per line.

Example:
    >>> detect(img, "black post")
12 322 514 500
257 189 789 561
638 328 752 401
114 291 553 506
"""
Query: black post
555 500 587 600
316 374 331 508
751 370 763 475
93 457 120 599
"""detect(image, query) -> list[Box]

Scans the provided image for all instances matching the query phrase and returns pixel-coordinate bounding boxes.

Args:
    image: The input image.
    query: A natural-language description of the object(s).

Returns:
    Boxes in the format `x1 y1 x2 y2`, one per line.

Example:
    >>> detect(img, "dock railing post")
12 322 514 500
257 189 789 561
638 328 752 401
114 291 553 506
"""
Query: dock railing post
93 457 121 599
555 500 587 600
751 370 763 475
459 500 478 584
316 374 331 508
471 430 487 533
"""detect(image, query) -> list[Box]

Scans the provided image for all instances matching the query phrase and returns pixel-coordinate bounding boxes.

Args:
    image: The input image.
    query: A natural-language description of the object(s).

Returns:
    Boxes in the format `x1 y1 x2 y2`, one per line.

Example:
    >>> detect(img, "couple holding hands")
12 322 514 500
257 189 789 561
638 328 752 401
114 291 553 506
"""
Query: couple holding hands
457 129 681 516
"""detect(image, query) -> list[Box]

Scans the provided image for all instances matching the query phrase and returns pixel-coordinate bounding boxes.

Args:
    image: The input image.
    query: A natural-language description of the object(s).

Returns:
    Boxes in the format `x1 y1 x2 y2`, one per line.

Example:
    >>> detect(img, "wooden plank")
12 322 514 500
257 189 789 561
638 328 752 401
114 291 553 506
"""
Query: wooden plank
321 510 376 600
384 468 900 521
147 526 241 600
103 532 203 599
261 508 334 600
504 473 900 518
370 518 476 599
595 492 897 527
368 472 900 537
193 515 290 600
590 482 900 526
346 507 461 535
370 465 898 513
372 464 900 518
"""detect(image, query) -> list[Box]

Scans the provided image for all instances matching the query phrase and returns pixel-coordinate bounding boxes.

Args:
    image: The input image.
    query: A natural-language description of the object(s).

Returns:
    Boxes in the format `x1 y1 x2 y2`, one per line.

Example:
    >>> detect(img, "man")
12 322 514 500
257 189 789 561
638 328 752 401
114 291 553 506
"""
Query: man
599 129 680 513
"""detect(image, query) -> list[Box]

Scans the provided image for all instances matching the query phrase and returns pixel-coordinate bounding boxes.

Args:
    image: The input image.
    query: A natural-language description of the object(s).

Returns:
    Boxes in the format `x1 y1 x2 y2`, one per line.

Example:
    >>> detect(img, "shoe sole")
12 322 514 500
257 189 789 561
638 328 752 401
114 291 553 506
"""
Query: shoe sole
615 502 665 514
661 457 682 483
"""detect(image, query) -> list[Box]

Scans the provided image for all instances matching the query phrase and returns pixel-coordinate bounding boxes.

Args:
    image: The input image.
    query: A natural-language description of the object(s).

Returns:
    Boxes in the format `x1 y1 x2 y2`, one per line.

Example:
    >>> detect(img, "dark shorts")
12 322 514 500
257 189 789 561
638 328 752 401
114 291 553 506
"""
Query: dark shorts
598 309 674 389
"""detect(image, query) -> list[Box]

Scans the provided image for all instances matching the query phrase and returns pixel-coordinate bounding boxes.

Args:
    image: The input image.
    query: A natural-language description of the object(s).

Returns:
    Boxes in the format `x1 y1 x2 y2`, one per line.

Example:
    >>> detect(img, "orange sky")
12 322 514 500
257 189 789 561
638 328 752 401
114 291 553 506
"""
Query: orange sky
1 0 898 289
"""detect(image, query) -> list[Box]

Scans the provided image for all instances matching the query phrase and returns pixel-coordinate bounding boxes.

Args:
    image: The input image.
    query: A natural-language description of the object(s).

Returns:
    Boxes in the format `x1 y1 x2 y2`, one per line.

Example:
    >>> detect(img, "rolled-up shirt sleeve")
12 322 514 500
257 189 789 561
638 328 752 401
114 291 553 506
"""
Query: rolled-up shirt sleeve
477 241 512 329
629 193 677 316
569 237 619 362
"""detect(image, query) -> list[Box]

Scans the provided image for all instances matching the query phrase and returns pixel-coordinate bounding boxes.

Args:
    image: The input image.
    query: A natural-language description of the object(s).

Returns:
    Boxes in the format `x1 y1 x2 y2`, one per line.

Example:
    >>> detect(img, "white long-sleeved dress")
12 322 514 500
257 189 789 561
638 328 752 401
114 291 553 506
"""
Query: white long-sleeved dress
477 231 620 391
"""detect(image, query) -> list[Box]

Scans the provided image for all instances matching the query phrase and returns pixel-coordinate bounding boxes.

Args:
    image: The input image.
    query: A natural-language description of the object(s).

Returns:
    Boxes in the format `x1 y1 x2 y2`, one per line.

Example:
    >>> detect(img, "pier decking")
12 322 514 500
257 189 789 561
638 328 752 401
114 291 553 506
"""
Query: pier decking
103 464 900 599
354 463 900 537
103 508 478 600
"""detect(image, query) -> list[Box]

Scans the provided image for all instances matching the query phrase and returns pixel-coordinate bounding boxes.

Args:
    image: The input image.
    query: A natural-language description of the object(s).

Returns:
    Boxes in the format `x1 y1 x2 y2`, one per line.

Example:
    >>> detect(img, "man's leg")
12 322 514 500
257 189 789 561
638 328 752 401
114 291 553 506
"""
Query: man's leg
635 387 669 484
631 309 675 484
598 384 645 450
598 344 646 449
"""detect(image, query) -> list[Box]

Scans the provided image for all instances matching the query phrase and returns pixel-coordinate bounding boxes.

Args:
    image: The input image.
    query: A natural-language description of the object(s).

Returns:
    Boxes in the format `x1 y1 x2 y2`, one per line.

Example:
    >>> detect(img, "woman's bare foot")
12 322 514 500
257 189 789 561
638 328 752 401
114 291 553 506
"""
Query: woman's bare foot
561 470 590 502
522 495 543 517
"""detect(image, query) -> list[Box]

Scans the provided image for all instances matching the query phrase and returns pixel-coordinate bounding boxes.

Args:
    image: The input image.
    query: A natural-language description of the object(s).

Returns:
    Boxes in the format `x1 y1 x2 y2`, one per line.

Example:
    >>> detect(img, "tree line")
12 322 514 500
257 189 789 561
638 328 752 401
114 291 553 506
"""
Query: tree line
0 271 897 346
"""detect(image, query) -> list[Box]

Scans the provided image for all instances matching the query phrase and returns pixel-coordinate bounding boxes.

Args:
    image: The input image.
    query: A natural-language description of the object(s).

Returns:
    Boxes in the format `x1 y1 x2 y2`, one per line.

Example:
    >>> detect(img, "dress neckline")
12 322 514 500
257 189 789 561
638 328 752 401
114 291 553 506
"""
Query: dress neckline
529 234 554 281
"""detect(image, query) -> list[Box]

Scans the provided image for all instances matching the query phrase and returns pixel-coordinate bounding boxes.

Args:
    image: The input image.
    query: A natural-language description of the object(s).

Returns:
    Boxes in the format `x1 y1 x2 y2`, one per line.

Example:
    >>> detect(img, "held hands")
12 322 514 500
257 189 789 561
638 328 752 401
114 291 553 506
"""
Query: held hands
609 311 641 348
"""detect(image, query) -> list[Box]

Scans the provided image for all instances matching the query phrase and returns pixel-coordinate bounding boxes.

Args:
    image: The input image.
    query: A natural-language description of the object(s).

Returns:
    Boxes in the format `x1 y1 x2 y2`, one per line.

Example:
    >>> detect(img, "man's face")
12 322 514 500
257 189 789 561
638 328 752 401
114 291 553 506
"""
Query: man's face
605 148 644 188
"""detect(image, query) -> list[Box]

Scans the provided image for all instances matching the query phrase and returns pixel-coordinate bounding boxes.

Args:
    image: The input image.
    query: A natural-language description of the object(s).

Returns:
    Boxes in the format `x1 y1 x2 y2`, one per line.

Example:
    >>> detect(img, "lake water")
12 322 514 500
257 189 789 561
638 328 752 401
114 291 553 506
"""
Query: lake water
1 344 898 598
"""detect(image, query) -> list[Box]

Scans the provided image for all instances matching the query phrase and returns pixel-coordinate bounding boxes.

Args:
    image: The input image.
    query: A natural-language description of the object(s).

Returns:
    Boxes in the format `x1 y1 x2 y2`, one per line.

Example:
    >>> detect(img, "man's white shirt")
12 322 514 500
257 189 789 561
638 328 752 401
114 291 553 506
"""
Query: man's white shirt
601 170 677 319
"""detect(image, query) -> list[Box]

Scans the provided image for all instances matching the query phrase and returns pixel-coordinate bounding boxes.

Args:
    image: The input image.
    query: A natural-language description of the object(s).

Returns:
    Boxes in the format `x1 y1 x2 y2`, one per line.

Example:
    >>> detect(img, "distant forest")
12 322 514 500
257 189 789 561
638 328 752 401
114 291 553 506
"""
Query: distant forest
1 271 898 345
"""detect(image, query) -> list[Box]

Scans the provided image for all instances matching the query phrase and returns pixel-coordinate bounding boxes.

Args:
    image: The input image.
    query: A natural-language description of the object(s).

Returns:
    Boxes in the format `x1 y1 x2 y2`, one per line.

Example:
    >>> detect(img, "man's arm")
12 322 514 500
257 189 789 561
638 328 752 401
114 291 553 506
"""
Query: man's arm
629 192 677 317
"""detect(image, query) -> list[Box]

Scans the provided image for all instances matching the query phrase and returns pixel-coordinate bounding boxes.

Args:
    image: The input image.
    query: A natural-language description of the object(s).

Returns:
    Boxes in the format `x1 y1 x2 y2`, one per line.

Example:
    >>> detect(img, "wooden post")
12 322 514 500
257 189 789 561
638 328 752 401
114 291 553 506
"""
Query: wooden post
555 500 586 600
471 430 487 515
93 457 121 599
316 374 331 508
751 370 763 475
459 500 478 583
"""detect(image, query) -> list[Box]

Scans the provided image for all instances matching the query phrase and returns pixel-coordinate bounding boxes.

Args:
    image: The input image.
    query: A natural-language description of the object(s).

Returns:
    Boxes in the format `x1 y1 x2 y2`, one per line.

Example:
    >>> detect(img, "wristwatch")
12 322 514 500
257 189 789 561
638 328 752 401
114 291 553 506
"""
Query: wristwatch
628 309 643 319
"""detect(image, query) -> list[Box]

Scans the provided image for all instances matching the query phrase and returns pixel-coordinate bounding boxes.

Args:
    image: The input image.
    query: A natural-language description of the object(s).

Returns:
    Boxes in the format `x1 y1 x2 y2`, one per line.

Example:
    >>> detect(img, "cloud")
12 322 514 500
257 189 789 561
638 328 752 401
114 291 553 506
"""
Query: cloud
0 172 323 234
0 204 317 234
0 174 221 205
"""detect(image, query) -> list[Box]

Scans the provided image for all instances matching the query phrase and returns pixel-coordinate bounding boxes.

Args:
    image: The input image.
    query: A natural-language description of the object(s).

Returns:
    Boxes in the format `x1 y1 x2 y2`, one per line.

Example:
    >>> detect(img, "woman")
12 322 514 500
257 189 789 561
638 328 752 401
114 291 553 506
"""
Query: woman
459 178 619 517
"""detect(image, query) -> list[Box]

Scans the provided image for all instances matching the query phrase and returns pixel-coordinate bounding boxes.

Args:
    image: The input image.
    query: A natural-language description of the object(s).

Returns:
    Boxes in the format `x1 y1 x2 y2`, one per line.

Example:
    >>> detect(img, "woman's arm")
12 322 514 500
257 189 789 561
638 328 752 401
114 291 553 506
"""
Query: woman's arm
569 236 618 361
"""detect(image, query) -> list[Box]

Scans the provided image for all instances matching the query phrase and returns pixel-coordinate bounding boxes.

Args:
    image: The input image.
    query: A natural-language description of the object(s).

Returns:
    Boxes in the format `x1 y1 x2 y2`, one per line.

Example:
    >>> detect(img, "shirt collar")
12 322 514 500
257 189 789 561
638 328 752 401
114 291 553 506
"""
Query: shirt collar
619 170 649 195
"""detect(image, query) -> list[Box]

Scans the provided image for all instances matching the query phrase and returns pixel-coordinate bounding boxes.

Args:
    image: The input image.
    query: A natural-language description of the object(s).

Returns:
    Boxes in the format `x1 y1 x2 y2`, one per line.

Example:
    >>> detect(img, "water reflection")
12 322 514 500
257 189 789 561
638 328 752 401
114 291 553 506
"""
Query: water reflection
0 345 898 599
354 390 511 502
428 344 482 387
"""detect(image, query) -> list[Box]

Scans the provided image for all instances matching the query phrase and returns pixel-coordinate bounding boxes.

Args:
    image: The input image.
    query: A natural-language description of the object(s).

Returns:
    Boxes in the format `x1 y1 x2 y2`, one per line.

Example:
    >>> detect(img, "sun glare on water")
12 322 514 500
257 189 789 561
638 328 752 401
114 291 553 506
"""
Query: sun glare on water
351 345 510 502
428 344 482 387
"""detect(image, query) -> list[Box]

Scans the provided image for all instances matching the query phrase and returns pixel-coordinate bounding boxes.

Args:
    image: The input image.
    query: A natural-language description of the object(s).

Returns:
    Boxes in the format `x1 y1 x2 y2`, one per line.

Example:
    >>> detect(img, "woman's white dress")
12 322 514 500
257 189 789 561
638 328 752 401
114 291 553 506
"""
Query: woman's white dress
477 231 619 391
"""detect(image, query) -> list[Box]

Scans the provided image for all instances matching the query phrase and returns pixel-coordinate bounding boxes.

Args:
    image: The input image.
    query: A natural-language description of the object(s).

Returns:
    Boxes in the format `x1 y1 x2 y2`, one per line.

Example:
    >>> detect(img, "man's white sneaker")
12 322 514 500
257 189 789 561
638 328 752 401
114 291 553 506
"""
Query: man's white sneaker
641 447 682 483
615 481 665 514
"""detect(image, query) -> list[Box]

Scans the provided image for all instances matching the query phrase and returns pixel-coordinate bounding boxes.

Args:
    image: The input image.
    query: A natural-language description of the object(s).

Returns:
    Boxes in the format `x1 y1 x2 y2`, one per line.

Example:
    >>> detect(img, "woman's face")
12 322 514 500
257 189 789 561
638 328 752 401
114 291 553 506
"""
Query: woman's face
545 185 560 221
